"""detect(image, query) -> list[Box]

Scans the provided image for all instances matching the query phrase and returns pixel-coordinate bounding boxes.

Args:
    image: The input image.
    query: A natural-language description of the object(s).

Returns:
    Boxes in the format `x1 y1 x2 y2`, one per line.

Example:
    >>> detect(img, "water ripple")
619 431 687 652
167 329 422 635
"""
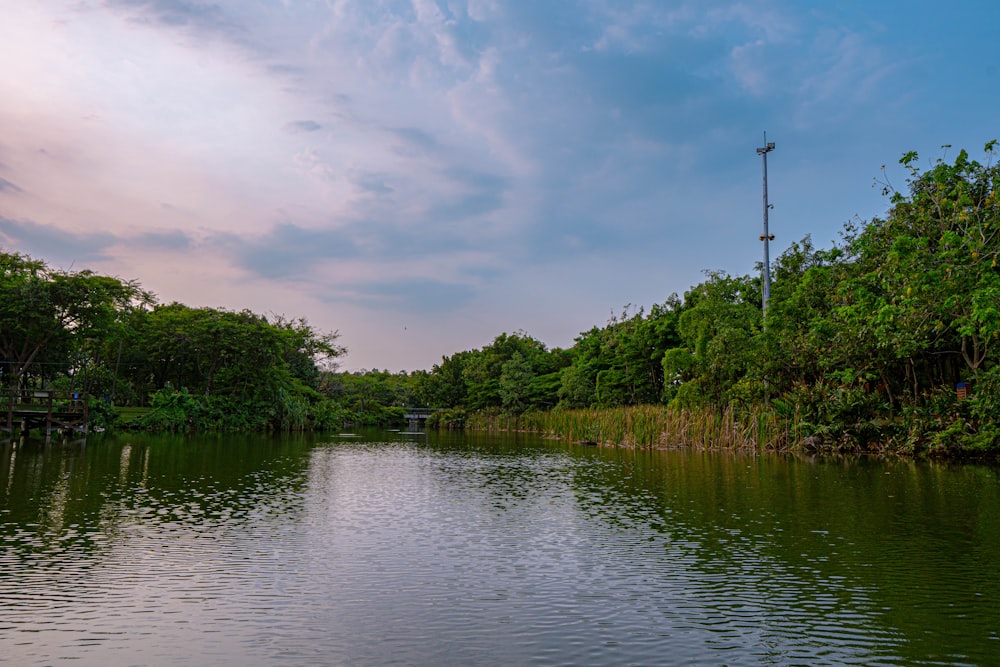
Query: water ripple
1 437 998 666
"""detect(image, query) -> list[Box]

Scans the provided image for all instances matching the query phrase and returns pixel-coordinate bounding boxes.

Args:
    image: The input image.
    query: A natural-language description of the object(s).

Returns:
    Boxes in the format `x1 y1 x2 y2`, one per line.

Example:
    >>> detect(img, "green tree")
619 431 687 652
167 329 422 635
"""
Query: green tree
664 272 763 408
0 250 149 389
421 351 471 408
558 300 681 409
836 142 1000 403
461 332 559 411
499 351 533 414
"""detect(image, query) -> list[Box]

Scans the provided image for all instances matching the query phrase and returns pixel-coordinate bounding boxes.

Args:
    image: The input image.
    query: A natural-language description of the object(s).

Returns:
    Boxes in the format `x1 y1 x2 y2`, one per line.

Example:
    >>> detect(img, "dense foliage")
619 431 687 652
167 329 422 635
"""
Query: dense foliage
0 254 347 431
397 142 1000 455
665 141 1000 454
3 141 998 453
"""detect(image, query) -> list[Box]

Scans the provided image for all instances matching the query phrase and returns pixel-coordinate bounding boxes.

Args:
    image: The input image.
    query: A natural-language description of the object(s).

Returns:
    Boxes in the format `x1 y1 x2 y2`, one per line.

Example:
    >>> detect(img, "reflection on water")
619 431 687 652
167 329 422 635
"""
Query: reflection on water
1 431 998 665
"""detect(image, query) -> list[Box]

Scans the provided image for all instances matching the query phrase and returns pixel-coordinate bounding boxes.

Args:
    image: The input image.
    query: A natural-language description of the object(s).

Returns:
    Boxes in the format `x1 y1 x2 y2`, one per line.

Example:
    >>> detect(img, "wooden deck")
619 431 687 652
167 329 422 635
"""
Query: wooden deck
3 389 89 436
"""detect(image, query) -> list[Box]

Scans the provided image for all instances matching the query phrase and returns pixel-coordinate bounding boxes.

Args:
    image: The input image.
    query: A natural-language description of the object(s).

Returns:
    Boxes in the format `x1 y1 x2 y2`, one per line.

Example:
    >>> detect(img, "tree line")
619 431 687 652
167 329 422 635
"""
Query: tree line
349 141 1000 454
0 252 345 431
2 141 998 453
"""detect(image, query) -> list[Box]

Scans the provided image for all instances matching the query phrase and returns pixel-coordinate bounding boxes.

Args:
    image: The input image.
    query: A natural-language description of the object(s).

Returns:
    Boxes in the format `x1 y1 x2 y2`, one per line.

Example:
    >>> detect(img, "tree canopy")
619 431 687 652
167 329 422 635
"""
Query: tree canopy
0 250 345 431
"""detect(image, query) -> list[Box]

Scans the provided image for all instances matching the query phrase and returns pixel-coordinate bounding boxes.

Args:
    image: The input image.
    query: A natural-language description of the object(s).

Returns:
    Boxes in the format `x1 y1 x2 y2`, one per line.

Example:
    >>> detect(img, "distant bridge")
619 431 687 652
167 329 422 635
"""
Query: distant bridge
3 389 89 437
402 408 438 431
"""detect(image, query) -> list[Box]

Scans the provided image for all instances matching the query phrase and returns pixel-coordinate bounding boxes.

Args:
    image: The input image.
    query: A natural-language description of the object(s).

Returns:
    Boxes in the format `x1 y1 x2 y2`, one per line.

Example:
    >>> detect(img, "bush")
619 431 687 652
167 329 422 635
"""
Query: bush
138 386 203 431
427 407 467 429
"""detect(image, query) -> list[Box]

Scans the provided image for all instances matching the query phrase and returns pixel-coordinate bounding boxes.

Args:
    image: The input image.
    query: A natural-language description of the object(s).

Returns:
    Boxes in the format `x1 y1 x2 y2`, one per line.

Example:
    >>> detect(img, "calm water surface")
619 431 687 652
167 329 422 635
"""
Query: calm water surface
1 431 998 666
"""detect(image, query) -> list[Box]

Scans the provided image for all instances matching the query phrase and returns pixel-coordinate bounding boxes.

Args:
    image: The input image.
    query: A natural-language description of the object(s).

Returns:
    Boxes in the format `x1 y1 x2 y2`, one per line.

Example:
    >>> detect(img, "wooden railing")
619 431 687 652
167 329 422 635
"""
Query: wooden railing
3 389 90 435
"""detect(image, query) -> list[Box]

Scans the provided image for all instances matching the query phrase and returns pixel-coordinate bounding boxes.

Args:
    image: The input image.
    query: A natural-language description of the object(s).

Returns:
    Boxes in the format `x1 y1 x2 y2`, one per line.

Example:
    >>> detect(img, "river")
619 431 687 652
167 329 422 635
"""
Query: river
1 430 998 666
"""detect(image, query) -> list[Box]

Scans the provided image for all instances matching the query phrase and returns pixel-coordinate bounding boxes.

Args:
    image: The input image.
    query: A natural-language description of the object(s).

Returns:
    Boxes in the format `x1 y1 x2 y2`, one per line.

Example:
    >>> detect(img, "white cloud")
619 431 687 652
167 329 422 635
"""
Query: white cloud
0 0 996 370
703 2 798 43
792 29 903 127
586 1 694 53
728 38 770 94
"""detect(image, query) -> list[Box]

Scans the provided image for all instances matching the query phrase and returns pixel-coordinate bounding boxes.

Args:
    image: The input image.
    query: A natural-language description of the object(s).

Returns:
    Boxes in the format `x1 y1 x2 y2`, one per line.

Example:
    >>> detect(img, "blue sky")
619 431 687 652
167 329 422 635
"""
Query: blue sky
0 1 997 371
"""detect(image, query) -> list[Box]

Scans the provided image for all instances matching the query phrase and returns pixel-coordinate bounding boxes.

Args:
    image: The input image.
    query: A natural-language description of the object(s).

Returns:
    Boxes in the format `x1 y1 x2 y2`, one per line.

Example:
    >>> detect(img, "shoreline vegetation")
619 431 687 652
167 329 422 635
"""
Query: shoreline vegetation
449 404 957 457
475 406 781 452
3 142 999 459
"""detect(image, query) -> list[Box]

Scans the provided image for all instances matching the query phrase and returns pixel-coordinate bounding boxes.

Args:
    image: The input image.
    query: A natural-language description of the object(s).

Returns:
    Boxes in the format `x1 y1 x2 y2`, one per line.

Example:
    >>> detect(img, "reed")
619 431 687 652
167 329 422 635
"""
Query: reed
465 409 521 432
516 404 799 451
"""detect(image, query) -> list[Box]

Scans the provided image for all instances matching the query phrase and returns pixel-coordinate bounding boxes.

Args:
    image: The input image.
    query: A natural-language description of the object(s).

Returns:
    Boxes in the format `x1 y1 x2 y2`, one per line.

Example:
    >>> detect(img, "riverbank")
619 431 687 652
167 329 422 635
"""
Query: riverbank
458 404 997 460
94 393 996 461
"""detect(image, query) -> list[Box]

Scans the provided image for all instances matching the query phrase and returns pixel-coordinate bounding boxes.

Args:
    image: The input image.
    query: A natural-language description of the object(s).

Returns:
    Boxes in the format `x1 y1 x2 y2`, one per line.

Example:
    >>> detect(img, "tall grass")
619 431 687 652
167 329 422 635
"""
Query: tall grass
516 404 799 451
464 409 522 432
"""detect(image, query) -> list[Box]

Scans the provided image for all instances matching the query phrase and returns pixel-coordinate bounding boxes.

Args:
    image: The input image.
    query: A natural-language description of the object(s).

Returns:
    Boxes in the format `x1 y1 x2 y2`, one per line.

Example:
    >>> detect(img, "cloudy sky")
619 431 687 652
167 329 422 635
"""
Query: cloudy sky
0 1 997 371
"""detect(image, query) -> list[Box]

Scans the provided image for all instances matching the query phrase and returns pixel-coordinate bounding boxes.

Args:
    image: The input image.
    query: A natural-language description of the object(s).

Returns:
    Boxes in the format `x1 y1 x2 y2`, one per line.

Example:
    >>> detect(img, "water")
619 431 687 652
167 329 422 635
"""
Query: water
1 431 998 666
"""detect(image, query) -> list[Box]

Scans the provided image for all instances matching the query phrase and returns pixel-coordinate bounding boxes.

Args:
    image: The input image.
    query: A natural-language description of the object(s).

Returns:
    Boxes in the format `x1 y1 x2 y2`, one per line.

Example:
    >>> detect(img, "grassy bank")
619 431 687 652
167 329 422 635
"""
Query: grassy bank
488 402 996 459
512 405 797 451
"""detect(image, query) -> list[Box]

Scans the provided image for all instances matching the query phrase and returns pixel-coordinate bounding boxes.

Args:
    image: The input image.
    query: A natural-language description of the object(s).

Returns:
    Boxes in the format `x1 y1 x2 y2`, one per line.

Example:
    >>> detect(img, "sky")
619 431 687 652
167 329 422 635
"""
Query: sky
0 1 997 371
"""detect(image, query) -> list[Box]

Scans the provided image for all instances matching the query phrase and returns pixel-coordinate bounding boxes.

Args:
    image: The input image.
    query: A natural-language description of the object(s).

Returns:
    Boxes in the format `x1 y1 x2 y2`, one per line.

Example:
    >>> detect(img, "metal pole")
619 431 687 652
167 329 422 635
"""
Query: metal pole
756 133 775 318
